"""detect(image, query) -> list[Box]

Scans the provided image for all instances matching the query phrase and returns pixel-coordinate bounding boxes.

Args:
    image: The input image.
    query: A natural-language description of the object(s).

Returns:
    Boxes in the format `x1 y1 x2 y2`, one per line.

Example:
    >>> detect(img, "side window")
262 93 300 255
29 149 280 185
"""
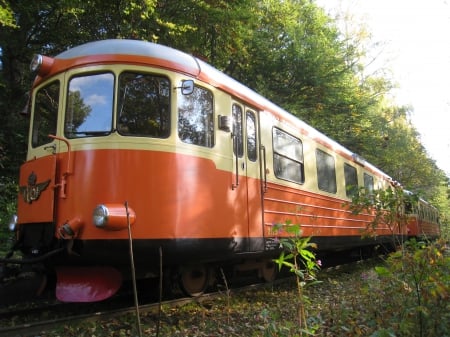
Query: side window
232 104 243 157
273 128 304 184
363 173 374 193
404 199 413 214
118 72 170 138
178 85 214 147
344 163 358 197
246 110 257 162
32 81 59 147
316 149 337 193
65 73 114 138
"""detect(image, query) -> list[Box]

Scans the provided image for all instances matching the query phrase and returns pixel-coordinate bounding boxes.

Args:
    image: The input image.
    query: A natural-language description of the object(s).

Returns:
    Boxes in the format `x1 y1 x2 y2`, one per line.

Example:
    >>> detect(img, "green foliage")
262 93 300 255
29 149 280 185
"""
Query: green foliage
433 177 450 240
272 222 321 336
365 239 450 336
0 0 16 28
348 185 413 243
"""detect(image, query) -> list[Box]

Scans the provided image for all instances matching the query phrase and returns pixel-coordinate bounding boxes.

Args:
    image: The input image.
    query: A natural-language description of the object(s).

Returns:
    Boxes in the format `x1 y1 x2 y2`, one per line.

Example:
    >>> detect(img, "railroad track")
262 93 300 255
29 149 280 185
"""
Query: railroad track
0 279 278 337
0 256 382 337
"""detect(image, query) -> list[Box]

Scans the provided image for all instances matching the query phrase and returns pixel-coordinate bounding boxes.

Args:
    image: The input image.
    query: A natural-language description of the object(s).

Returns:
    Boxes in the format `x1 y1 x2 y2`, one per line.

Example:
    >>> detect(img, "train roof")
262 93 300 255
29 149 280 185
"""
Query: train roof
53 39 391 181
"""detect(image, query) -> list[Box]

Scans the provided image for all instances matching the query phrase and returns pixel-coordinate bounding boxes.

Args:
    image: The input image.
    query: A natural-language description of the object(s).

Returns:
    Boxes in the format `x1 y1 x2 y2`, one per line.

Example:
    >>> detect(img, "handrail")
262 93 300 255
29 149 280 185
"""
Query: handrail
48 134 72 198
232 133 239 190
261 145 267 193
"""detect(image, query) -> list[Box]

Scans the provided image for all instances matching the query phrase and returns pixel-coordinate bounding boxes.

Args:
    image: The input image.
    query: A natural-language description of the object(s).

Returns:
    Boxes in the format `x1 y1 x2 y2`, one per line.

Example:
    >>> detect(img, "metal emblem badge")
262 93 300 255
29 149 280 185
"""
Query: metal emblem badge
19 171 51 203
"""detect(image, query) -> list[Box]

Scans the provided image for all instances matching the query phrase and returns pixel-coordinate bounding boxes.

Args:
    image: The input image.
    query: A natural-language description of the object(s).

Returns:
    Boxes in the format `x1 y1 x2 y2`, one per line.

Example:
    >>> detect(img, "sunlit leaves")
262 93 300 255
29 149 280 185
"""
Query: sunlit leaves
0 0 16 28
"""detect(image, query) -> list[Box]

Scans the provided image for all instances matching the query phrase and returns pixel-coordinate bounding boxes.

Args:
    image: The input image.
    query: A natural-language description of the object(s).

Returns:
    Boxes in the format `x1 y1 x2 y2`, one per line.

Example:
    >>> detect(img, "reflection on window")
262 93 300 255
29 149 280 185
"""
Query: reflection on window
232 104 243 157
65 73 113 138
118 72 170 138
363 173 374 193
32 81 59 147
246 110 257 161
316 149 337 193
273 128 304 184
344 163 358 197
178 85 214 147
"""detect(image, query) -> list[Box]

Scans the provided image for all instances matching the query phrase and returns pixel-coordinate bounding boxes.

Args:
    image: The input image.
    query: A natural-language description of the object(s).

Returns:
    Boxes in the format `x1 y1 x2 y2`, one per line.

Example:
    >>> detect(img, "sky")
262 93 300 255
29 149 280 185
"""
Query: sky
316 0 450 177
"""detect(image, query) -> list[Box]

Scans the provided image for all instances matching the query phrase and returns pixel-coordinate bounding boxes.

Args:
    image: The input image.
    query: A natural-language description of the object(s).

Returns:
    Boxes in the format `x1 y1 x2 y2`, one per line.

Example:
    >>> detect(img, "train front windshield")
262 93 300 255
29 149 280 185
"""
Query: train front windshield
65 73 114 138
32 71 172 146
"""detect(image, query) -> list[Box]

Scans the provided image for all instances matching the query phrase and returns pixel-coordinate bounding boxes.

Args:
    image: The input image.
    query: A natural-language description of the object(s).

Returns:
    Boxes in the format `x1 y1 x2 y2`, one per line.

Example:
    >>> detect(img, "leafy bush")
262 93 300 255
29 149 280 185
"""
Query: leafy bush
368 239 450 337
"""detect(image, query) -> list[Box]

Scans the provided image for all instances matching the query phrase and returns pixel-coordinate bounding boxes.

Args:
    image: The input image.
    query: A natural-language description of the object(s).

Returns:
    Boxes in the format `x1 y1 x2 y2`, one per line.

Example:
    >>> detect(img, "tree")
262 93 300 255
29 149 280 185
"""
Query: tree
0 0 447 223
0 0 16 28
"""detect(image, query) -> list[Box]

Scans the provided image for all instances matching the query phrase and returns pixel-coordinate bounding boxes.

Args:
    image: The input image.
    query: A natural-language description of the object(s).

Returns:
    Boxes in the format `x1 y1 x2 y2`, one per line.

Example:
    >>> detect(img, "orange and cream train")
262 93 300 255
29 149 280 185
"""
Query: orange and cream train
1 39 440 304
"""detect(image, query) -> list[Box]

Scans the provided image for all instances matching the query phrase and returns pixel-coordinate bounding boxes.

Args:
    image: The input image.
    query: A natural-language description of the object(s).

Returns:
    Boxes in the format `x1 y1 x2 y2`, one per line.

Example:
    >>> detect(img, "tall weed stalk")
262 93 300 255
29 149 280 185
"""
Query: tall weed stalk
272 222 321 336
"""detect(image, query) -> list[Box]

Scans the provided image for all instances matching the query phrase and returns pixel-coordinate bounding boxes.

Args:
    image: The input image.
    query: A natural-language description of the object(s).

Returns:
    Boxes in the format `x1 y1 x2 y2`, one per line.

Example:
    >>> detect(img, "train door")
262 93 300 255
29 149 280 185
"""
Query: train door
232 103 264 252
18 79 61 225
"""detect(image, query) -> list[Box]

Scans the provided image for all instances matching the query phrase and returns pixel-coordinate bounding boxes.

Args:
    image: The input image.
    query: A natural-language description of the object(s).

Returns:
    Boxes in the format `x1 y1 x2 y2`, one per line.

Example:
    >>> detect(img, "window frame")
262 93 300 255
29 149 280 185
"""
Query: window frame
246 110 257 162
117 71 171 138
32 80 60 148
344 162 358 198
272 127 305 184
178 84 215 148
363 173 374 193
64 72 115 139
316 149 337 194
232 103 243 157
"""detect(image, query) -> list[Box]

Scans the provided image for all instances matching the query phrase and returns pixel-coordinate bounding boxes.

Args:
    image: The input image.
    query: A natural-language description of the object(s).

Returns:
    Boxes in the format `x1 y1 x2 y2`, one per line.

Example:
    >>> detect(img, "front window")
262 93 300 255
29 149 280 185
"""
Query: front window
178 85 214 147
32 81 59 147
65 73 114 138
118 72 170 137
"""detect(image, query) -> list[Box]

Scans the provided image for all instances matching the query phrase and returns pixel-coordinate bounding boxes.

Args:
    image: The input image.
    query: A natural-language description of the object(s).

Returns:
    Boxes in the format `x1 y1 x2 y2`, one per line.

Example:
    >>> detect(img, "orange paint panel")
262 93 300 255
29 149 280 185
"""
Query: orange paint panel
52 149 251 242
406 216 420 236
418 221 440 237
263 182 393 238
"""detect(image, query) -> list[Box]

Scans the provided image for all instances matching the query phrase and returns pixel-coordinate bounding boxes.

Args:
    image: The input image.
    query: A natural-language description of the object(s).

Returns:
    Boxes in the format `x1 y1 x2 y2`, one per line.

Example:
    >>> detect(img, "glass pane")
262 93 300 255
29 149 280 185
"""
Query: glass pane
273 128 303 162
316 149 337 193
364 173 374 193
65 73 113 138
178 86 214 147
344 163 358 197
232 104 243 157
32 81 59 147
246 110 257 161
272 128 304 184
274 154 303 183
118 72 170 138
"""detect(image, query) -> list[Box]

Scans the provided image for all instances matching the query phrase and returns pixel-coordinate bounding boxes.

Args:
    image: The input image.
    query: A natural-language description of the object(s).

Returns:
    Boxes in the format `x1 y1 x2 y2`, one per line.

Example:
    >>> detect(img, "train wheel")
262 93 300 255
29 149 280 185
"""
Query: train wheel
179 265 209 297
260 260 277 282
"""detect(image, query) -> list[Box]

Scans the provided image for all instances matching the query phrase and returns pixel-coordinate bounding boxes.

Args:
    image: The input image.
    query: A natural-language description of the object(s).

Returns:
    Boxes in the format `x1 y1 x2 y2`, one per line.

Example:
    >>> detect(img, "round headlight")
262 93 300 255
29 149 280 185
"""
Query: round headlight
93 204 109 228
30 54 43 72
92 203 136 230
8 214 18 231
